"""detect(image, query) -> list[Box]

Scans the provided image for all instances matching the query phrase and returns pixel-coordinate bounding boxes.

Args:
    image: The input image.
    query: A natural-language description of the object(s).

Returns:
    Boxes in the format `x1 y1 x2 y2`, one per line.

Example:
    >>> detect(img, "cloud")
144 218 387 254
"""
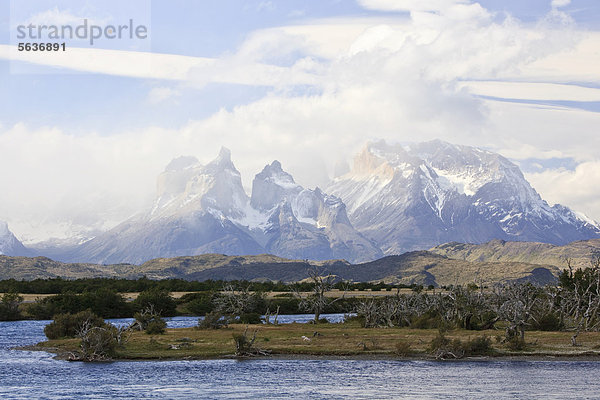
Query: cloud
147 87 181 104
526 161 600 223
257 1 275 12
3 2 600 241
458 81 600 102
19 6 109 27
551 0 571 9
0 45 317 87
358 0 471 12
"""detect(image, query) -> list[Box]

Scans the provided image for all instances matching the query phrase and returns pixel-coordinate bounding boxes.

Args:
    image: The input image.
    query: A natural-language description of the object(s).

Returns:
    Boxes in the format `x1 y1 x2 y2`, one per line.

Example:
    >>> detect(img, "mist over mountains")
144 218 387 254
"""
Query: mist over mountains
2 140 600 265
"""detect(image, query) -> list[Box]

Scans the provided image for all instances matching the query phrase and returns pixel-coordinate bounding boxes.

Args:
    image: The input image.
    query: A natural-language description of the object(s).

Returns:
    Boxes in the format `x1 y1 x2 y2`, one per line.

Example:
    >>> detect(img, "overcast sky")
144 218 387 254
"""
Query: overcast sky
1 0 599 243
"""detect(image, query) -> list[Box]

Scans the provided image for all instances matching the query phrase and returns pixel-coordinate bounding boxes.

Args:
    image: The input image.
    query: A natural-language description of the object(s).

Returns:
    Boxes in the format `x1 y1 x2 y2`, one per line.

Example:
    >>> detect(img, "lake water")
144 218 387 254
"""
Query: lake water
2 316 600 399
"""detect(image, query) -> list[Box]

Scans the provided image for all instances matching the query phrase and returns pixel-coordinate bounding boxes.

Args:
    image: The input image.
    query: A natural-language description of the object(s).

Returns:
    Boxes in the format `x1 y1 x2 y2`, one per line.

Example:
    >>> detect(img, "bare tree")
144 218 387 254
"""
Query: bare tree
296 267 346 323
232 326 270 357
493 283 540 342
72 319 120 361
214 283 264 319
560 256 600 345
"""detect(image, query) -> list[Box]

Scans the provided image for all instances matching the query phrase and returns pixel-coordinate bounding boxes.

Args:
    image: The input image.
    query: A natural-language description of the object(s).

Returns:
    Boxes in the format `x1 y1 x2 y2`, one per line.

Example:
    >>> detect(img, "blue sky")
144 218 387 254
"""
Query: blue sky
0 0 599 242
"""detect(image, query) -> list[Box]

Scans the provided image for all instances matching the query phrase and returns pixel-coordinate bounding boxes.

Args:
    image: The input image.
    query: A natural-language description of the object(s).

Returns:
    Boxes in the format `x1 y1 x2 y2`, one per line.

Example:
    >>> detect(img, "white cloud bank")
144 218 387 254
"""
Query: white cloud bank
2 1 600 241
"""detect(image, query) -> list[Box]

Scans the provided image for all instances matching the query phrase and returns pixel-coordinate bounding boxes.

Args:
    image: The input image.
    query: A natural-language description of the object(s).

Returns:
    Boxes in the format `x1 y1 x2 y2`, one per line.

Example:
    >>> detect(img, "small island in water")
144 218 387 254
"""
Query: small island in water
31 321 600 362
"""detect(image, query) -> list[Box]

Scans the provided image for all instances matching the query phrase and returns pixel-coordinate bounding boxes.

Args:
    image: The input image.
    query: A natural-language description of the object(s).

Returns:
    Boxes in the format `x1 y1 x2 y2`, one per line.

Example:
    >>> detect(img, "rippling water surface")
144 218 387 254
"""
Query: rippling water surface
2 316 600 399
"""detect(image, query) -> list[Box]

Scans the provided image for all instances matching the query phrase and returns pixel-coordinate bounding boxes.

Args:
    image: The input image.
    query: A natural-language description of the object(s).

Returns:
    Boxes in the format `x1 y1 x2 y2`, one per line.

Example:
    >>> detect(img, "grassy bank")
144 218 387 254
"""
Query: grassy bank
33 321 600 361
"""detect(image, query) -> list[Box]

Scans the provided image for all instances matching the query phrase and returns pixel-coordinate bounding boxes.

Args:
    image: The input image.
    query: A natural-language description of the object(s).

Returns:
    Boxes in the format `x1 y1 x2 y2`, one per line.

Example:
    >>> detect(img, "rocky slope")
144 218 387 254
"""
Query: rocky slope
0 251 557 287
430 238 600 270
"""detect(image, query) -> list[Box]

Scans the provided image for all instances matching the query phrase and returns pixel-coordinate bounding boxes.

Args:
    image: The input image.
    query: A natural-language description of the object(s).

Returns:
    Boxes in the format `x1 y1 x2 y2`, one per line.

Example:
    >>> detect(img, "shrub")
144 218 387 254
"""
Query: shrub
232 327 269 356
533 313 562 331
198 311 227 329
395 340 412 356
80 289 131 318
133 289 177 317
27 293 83 320
428 330 451 353
180 292 214 315
411 310 443 329
44 310 105 339
237 312 262 324
464 336 493 356
145 319 167 335
132 305 167 335
506 336 526 351
79 326 117 360
429 331 493 358
267 297 301 314
0 291 23 321
343 314 365 325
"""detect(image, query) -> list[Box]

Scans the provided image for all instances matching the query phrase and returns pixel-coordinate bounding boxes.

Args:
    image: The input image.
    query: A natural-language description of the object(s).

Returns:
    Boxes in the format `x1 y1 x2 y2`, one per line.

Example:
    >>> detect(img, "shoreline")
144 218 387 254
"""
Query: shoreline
16 323 600 363
17 343 600 363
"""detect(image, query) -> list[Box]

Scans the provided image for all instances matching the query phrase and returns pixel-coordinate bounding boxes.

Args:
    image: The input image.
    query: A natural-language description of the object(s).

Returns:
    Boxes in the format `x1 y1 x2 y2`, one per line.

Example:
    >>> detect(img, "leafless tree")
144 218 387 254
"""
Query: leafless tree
73 319 119 361
264 305 280 325
296 267 346 323
232 325 270 357
492 283 540 342
214 283 264 318
561 256 600 345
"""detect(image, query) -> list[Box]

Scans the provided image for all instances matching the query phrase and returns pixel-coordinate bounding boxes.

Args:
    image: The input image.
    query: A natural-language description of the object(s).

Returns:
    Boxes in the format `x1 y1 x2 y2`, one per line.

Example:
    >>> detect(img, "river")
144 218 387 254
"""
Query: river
2 316 600 399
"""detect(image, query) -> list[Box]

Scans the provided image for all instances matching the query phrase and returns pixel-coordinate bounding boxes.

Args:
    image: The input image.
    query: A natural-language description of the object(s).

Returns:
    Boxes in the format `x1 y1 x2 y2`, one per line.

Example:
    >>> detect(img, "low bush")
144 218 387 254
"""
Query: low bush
26 291 131 319
411 310 443 329
395 340 412 356
0 291 23 321
198 311 227 329
463 335 493 356
237 312 262 324
144 319 167 335
44 310 105 339
533 313 562 331
343 314 365 325
79 326 118 360
27 293 83 320
180 292 215 315
133 289 177 317
428 331 493 358
132 306 167 335
506 336 526 351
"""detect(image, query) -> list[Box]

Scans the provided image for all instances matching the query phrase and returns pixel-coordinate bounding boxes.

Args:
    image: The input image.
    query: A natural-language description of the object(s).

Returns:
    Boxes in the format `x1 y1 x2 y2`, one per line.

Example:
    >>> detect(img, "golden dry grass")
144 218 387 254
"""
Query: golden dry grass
35 322 600 360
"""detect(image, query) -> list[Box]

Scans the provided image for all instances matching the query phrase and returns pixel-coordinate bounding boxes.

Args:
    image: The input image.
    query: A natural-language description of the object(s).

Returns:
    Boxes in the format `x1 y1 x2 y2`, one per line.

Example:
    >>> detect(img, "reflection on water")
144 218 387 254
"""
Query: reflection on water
2 317 600 399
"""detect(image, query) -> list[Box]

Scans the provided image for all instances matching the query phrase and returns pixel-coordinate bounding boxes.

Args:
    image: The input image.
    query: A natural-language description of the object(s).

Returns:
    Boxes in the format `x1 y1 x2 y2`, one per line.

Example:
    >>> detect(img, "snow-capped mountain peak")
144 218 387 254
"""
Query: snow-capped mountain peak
52 140 599 265
250 160 301 212
0 220 29 256
151 147 248 220
327 139 600 254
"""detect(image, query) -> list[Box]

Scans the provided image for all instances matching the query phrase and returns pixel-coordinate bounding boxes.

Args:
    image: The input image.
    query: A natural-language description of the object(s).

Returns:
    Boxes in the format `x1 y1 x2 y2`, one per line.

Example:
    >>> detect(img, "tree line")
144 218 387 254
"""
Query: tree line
0 276 415 295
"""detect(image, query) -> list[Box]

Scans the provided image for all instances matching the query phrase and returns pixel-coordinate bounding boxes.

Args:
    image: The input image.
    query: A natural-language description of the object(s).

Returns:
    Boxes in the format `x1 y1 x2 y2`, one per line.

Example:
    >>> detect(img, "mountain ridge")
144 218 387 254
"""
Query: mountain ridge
3 139 600 265
326 140 600 255
0 247 560 287
62 147 380 264
430 238 600 270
